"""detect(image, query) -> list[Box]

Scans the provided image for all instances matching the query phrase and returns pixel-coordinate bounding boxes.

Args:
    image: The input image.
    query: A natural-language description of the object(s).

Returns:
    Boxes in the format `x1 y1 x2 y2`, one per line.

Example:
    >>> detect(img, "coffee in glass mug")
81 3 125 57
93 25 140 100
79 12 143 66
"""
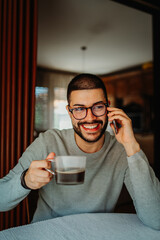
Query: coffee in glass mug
46 156 86 185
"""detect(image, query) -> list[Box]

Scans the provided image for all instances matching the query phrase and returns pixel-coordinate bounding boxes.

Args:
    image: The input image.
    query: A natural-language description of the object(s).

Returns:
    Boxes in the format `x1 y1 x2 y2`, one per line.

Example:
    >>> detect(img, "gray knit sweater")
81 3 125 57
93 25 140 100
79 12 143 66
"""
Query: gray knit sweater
0 129 160 229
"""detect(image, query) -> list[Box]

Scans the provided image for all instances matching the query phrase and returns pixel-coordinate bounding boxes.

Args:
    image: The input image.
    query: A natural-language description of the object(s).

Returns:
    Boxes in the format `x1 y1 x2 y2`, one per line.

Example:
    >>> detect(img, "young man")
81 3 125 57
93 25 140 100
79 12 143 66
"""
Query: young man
0 74 160 229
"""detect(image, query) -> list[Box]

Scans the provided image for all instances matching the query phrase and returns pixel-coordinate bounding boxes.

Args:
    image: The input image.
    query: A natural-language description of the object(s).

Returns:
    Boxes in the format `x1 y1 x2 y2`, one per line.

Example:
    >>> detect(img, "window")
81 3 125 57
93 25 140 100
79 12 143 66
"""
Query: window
35 86 72 133
35 70 75 133
35 87 49 131
53 87 72 129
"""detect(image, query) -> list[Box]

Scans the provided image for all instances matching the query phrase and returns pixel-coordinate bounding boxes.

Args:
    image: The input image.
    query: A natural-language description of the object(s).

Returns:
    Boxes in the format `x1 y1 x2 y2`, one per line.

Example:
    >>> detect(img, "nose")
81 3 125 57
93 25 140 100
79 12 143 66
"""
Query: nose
85 108 97 121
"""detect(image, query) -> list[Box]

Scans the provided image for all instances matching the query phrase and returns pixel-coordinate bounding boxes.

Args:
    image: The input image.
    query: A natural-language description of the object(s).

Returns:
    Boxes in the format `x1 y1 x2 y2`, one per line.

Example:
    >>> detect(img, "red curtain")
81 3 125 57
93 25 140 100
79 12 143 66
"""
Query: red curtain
0 0 37 230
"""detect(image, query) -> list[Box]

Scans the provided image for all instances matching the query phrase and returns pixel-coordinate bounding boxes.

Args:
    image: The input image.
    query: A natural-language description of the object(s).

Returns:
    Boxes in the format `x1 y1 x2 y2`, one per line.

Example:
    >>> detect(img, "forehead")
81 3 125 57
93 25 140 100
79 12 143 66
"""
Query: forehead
70 89 106 106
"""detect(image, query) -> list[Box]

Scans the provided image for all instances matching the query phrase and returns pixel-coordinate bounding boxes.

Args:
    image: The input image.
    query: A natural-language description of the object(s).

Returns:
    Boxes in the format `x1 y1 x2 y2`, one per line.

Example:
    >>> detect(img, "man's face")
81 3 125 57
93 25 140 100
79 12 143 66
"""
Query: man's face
67 89 108 143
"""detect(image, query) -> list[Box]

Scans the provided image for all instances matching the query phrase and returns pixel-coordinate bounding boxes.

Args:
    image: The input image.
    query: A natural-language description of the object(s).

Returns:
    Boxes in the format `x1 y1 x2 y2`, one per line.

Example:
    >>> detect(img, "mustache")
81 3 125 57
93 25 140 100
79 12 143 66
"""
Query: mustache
78 120 103 127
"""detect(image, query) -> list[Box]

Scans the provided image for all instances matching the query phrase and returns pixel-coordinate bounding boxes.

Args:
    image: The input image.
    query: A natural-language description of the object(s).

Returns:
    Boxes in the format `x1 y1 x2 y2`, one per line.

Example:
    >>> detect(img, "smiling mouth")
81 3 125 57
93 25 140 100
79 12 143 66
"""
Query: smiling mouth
78 120 103 130
81 123 100 131
83 124 98 129
74 120 107 143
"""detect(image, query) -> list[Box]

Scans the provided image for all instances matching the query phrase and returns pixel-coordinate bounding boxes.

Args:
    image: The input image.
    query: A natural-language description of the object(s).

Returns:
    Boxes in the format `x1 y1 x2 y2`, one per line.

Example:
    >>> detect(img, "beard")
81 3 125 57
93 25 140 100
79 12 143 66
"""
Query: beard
73 118 108 143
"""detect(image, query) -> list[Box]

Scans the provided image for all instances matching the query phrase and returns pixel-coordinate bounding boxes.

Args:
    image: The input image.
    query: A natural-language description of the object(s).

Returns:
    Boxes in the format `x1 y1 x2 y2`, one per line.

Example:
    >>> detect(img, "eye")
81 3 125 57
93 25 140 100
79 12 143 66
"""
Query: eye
93 104 104 110
74 107 85 112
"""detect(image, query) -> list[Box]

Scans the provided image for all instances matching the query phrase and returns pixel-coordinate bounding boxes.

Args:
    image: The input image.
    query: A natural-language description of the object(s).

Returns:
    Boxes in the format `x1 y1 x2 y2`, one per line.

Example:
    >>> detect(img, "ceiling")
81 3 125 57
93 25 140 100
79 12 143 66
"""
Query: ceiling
37 0 152 75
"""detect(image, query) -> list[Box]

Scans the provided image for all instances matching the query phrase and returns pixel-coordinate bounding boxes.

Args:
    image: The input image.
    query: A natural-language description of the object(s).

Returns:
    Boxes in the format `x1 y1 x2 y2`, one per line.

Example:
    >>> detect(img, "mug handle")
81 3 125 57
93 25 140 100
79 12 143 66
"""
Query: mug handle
45 158 55 175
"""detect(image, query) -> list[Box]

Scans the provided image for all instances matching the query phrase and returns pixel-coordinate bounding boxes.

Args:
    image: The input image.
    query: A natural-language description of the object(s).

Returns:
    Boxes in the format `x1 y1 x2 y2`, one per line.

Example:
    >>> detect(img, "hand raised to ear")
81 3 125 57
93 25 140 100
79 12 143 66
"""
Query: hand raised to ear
107 107 140 156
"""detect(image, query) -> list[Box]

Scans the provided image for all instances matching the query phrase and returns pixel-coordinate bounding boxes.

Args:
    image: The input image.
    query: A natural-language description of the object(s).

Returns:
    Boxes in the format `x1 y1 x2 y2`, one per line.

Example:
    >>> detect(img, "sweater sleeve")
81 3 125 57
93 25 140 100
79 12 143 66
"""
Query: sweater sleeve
0 166 30 211
124 149 160 230
0 133 48 212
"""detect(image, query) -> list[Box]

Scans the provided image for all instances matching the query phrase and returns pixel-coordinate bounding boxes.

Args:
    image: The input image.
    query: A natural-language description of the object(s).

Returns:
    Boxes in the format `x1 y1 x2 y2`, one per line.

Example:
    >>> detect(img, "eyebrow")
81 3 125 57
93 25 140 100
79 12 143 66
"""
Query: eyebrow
73 101 104 107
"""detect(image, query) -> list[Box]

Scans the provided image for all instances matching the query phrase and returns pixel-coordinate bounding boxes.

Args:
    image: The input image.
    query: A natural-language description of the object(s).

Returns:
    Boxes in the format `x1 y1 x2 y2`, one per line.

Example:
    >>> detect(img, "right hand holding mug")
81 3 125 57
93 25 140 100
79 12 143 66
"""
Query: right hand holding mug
24 152 55 190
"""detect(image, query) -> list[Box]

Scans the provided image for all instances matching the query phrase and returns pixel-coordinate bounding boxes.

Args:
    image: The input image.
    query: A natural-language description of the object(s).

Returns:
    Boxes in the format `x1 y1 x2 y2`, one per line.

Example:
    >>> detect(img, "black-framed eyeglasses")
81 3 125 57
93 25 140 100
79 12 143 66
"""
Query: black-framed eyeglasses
68 102 108 120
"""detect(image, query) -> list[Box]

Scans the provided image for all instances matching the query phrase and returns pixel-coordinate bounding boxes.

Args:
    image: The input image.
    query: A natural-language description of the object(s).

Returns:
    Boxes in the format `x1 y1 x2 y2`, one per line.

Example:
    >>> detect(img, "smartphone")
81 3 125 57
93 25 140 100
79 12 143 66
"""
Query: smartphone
112 120 118 134
108 101 118 134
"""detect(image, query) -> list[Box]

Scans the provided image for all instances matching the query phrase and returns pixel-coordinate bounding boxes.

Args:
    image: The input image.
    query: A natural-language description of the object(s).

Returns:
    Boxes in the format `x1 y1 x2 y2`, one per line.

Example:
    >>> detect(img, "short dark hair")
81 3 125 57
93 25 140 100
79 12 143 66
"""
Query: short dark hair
67 73 108 104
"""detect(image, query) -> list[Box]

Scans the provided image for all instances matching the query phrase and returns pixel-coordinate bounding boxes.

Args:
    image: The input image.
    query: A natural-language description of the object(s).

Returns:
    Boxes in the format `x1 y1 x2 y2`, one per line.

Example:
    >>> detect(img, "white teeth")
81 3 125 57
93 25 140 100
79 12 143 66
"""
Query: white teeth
83 124 98 129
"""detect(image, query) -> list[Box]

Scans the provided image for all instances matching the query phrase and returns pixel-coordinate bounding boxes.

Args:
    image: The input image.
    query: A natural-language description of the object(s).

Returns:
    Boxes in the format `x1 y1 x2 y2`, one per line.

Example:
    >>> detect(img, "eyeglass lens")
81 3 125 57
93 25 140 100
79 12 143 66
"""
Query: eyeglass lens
72 103 107 120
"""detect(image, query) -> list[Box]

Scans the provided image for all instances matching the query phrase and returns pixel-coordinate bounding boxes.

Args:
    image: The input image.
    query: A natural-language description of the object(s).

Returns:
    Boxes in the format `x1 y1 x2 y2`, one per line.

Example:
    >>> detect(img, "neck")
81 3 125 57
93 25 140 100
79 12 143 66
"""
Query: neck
75 133 105 153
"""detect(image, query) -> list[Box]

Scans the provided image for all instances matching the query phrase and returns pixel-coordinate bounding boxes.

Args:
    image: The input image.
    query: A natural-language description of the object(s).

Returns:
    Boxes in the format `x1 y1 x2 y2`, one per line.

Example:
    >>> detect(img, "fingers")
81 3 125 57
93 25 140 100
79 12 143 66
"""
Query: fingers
33 167 51 178
110 122 117 134
25 153 56 190
29 169 51 184
31 160 51 169
107 107 129 118
30 160 53 178
108 115 132 128
107 107 136 149
107 107 130 122
107 107 132 134
107 107 123 111
108 114 129 122
46 152 56 160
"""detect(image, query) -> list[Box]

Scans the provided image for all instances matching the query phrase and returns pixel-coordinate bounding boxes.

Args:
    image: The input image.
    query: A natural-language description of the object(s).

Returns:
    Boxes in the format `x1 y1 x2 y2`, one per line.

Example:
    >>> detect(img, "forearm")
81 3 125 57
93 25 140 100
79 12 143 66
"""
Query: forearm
125 150 160 230
0 133 48 211
0 170 30 211
123 139 140 157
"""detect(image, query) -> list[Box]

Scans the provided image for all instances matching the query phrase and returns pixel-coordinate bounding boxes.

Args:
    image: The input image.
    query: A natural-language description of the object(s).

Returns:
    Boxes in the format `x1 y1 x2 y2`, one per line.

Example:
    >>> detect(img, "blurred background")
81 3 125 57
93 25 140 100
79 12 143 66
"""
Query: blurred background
36 0 153 132
0 0 160 231
35 0 154 166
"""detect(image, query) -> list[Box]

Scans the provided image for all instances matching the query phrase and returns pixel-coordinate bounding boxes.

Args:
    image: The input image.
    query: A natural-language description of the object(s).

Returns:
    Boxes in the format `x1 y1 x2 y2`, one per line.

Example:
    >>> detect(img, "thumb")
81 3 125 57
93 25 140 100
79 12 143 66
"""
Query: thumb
46 152 56 160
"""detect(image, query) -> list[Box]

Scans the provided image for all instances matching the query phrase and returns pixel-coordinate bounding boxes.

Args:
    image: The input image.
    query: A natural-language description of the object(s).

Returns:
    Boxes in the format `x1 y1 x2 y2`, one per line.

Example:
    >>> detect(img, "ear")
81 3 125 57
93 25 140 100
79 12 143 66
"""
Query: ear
66 105 71 117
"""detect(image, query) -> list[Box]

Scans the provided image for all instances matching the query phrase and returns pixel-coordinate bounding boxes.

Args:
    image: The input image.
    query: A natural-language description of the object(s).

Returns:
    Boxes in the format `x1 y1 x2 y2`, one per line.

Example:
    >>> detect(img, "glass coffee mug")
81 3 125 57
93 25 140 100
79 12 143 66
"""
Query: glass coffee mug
45 156 86 185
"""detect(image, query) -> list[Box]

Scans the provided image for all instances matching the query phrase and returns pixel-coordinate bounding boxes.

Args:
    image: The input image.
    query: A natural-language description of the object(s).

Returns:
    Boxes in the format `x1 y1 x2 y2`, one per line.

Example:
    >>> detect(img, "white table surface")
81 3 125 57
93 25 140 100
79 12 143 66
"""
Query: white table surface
0 213 159 240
